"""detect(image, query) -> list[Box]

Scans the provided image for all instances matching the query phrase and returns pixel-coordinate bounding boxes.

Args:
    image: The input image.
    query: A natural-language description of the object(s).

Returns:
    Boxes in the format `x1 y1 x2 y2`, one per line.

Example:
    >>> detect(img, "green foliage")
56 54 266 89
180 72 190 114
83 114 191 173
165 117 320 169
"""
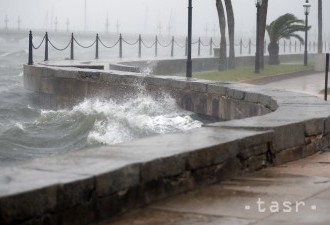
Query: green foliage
319 88 330 95
266 13 308 44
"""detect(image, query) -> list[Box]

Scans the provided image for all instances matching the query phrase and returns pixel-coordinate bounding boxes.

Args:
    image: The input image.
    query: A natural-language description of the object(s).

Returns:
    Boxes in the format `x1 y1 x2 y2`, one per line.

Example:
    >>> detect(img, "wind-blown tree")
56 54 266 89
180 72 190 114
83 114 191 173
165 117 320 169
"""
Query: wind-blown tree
266 13 307 65
318 0 323 53
216 0 227 71
224 0 235 69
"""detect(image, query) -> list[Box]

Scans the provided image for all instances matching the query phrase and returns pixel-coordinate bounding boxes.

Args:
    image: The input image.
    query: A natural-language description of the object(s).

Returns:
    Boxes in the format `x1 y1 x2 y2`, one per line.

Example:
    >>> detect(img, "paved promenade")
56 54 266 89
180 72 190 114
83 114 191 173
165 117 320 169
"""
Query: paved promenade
261 72 326 98
101 152 330 225
99 71 330 225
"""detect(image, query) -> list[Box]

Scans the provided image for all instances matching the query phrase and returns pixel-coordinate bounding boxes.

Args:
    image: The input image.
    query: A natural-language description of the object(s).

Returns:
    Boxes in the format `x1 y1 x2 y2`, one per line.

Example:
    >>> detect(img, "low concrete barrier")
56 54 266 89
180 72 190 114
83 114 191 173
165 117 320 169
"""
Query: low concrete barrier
23 64 276 120
1 59 330 225
117 54 315 75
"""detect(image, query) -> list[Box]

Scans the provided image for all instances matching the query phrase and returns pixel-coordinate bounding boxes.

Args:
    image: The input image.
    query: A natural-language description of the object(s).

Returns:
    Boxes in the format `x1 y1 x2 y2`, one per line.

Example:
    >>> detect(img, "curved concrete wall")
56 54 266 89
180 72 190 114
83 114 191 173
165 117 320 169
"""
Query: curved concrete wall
23 65 276 121
1 60 330 225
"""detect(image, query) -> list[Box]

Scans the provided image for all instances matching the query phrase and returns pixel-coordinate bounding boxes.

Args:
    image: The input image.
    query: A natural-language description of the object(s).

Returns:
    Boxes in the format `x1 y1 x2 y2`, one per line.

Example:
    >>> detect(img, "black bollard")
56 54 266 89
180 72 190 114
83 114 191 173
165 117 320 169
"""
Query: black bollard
119 34 123 58
138 34 142 58
209 38 213 56
325 53 329 101
198 37 201 56
95 34 99 59
155 35 158 57
171 36 174 57
44 32 49 61
289 40 292 53
28 31 33 65
70 33 74 60
325 42 327 52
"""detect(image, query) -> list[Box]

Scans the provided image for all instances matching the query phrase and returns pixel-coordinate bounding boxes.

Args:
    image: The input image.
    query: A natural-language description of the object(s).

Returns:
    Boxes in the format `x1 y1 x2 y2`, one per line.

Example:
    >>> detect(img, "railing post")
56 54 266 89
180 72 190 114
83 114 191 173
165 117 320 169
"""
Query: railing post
209 37 213 56
248 39 251 55
155 35 158 57
70 33 74 60
295 40 297 53
198 37 201 56
171 36 174 57
240 39 242 55
284 40 286 53
325 53 329 101
313 41 316 52
95 33 99 59
44 32 49 61
325 42 327 52
28 30 33 65
185 37 188 57
119 34 123 58
138 34 142 58
289 40 292 53
264 40 267 54
300 42 302 52
309 41 311 52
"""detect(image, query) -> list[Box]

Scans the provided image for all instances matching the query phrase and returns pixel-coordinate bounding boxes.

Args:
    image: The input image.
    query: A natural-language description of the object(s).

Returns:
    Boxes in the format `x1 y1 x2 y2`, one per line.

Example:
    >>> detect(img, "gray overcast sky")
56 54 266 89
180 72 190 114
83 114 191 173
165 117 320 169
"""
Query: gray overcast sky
0 0 329 40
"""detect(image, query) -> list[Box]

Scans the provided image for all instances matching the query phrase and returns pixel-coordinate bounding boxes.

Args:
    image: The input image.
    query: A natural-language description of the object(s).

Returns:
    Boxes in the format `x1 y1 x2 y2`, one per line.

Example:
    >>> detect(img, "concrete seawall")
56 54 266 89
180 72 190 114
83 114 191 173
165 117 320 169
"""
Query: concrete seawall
23 64 276 121
1 57 329 225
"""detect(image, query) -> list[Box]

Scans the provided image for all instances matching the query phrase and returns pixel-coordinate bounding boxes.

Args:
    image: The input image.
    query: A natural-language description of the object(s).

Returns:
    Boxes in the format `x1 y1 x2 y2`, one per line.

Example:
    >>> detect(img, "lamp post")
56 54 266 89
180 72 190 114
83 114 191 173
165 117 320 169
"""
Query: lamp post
255 0 262 74
303 0 311 66
186 0 192 78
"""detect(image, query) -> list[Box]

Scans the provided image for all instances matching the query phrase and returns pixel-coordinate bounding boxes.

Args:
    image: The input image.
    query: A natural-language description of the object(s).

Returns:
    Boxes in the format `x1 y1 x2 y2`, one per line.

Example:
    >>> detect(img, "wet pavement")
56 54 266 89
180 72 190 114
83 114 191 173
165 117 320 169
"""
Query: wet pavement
99 152 330 225
98 72 330 225
261 72 327 98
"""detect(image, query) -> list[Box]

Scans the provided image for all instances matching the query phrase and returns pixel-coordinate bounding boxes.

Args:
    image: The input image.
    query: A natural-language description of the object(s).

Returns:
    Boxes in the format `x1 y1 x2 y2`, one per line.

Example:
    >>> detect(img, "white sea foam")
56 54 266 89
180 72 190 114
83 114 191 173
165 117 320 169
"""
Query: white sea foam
35 89 203 146
14 122 24 131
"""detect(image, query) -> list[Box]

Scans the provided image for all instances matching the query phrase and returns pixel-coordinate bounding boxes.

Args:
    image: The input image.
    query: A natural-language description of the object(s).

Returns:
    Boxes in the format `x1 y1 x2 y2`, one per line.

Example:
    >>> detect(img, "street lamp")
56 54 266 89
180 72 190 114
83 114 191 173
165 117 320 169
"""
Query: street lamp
303 0 311 66
255 0 262 74
186 0 192 78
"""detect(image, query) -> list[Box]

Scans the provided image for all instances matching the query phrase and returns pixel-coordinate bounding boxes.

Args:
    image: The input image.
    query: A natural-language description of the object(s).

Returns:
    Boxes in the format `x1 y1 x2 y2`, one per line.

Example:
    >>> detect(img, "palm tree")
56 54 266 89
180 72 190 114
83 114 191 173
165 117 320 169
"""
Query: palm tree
318 0 323 53
266 13 307 65
216 0 227 71
224 0 235 69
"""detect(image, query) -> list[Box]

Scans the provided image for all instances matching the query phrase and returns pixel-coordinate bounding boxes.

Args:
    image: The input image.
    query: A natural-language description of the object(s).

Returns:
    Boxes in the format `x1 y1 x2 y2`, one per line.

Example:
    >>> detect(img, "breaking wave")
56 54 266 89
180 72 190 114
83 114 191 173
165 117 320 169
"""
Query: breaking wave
0 89 205 164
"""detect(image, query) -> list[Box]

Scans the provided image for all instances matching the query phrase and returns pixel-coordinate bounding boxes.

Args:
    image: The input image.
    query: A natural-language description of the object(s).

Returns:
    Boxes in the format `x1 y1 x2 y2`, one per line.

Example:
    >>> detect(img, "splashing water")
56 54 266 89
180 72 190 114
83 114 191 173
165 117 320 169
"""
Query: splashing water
83 94 202 145
0 88 205 164
0 35 207 166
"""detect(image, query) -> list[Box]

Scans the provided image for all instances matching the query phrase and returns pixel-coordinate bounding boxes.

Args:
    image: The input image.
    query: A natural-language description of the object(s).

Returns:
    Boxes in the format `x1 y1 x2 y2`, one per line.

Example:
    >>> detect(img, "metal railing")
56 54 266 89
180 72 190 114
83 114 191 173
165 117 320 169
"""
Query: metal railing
27 31 221 65
27 30 329 65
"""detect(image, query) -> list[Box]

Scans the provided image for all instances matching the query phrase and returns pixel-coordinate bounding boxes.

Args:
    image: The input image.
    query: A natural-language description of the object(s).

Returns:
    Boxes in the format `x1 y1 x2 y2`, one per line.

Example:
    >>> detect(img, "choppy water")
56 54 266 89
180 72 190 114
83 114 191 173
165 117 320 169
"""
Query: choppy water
0 34 209 166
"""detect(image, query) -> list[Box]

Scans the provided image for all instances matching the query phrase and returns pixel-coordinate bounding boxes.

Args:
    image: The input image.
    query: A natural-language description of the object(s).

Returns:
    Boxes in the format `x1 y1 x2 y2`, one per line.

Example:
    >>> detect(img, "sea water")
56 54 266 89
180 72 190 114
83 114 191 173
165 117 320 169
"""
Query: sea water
0 34 209 166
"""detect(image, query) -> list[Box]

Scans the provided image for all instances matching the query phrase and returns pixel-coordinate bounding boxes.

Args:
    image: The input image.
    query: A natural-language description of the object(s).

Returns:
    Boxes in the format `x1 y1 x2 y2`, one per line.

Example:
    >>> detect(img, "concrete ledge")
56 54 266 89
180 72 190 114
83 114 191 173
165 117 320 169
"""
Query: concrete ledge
1 59 330 225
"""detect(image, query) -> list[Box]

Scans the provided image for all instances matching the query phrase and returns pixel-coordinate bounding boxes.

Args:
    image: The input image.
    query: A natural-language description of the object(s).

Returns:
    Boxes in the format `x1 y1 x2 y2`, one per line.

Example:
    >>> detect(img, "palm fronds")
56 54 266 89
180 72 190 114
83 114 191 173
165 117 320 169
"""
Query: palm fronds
266 13 308 44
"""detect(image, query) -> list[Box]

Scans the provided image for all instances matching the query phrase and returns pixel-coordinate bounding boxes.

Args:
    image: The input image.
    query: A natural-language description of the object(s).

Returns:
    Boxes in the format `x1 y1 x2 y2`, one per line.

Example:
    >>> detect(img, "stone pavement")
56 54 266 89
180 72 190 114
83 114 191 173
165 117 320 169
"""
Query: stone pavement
261 72 326 98
97 71 330 225
99 152 330 225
